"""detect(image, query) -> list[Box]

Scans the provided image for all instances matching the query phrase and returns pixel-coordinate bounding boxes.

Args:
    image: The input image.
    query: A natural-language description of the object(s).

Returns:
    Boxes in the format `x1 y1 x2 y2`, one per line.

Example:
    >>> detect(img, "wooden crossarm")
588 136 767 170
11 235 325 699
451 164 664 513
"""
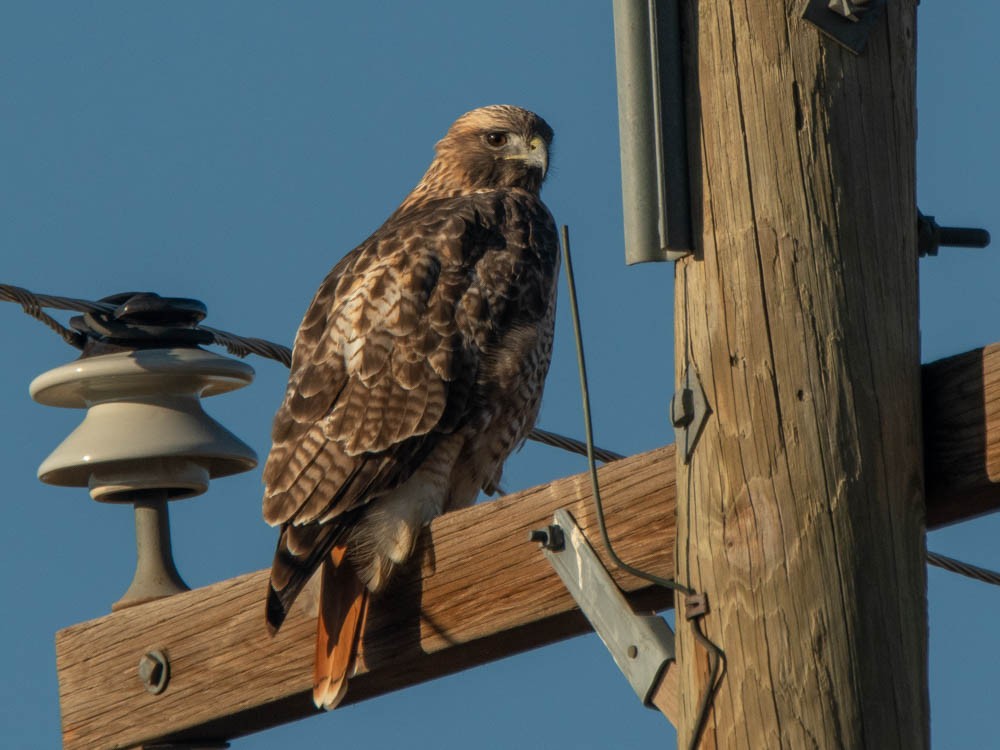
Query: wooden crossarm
923 343 1000 526
55 343 1000 749
56 445 678 749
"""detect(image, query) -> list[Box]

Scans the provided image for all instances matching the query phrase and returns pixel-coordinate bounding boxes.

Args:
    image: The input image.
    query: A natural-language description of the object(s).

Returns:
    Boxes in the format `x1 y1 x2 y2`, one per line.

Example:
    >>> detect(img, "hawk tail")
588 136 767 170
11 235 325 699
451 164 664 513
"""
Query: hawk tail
265 520 352 634
313 545 369 710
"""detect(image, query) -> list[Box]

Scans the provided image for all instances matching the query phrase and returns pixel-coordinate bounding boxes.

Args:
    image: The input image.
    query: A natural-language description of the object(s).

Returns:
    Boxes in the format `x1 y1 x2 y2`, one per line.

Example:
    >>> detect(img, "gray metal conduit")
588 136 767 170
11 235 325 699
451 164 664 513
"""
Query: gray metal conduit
613 0 692 263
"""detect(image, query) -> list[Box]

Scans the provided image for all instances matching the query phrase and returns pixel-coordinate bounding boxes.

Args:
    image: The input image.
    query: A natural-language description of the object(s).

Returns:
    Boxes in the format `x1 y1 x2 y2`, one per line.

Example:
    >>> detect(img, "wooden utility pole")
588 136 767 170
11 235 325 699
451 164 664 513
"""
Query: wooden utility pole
51 337 1000 747
673 2 926 748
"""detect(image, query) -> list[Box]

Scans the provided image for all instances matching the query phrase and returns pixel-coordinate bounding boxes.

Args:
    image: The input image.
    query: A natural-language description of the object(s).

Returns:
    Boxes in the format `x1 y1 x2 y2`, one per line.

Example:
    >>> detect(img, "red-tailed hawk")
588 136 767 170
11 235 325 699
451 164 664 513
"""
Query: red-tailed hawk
262 105 558 709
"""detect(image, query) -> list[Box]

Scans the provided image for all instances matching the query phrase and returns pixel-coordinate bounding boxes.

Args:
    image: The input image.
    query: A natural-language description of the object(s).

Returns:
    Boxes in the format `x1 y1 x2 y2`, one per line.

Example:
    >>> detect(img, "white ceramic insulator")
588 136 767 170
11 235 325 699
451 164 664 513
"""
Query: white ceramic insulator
30 348 258 502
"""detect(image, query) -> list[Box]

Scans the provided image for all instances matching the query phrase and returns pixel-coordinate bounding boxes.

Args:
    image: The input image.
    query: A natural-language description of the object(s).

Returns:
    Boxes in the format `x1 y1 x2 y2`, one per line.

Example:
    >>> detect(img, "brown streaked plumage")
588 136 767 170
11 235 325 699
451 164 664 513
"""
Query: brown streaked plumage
262 105 559 709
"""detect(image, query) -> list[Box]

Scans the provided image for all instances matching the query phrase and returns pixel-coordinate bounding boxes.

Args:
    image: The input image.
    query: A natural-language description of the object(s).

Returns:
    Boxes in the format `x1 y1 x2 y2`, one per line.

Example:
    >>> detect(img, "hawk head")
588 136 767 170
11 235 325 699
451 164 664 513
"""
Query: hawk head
426 105 554 196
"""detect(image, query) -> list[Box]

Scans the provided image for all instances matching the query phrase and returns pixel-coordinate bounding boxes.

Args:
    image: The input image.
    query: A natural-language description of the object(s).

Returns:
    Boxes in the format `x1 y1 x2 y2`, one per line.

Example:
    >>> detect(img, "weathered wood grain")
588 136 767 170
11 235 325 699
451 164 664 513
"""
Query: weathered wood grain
56 445 678 749
674 2 925 748
650 664 680 725
924 343 1000 526
53 335 1000 748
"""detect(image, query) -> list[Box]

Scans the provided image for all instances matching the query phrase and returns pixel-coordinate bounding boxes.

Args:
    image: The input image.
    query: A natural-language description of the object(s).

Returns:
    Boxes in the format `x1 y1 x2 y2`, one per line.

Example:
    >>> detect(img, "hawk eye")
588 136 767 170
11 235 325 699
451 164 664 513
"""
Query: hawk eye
485 131 508 148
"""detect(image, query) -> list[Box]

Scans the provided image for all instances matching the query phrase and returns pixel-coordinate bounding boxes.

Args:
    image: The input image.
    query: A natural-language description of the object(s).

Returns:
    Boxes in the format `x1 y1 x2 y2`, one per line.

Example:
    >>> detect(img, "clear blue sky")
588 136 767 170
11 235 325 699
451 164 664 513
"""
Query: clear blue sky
1 3 998 748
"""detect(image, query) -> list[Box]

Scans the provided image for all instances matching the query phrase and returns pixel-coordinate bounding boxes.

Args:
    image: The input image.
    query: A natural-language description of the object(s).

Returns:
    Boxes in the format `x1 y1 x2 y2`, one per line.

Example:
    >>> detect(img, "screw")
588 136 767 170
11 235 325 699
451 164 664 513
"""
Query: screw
138 650 170 695
627 645 639 659
528 524 565 551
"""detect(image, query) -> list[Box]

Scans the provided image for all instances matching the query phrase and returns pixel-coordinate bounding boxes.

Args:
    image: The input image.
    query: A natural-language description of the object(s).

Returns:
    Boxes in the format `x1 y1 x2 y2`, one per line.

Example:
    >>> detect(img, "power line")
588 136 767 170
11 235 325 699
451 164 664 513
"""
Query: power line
1 284 293 366
927 550 1000 587
6 282 1000 592
0 283 617 462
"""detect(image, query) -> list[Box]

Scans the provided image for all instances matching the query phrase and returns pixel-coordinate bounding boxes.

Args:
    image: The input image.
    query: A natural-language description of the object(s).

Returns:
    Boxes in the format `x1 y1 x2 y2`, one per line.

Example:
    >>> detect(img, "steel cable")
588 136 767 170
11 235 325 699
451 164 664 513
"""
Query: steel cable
7 282 1000 590
1 283 619 462
927 550 1000 587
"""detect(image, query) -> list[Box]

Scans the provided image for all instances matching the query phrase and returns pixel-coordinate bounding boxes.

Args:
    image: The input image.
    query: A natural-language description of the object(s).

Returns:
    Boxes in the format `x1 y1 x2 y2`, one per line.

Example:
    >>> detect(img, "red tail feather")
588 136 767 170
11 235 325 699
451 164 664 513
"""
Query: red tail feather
313 545 369 710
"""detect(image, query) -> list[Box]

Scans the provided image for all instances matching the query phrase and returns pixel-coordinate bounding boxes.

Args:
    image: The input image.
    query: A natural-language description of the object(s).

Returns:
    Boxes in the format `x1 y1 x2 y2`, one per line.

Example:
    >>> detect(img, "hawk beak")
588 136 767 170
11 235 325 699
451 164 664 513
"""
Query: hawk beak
525 135 548 177
506 135 548 177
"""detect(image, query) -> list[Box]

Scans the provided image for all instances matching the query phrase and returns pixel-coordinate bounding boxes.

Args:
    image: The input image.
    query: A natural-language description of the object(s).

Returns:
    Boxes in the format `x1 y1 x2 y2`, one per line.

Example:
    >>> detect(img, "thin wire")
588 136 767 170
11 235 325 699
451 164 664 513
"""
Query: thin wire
528 426 624 464
199 325 292 367
689 617 725 749
8 269 999 744
1 284 86 349
677 250 724 749
0 286 115 314
558 226 694 595
558 227 721 749
11 282 1000 591
927 550 1000 587
680 553 1000 746
0 284 295 364
0 282 621 464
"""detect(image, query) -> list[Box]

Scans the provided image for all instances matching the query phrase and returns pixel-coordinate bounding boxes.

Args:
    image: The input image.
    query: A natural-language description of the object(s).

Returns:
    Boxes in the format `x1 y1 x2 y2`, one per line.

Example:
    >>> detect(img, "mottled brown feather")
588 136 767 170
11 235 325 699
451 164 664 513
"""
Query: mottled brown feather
263 107 559 706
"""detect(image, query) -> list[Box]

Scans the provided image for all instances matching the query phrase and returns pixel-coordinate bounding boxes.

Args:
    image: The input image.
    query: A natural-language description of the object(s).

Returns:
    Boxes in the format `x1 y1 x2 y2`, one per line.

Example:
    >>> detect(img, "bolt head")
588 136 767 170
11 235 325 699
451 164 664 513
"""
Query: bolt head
528 529 549 544
138 650 170 694
528 525 565 551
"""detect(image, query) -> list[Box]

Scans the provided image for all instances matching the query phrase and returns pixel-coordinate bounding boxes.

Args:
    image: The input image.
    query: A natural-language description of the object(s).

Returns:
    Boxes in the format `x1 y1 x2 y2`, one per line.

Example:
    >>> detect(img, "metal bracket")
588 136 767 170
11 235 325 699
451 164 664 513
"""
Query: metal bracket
801 0 886 55
671 364 710 464
531 509 675 707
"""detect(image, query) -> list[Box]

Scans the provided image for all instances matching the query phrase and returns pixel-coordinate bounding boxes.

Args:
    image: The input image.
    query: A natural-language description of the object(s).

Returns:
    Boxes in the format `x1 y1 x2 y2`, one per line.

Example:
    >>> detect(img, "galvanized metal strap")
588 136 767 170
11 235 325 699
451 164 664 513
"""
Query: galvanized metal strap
533 509 676 706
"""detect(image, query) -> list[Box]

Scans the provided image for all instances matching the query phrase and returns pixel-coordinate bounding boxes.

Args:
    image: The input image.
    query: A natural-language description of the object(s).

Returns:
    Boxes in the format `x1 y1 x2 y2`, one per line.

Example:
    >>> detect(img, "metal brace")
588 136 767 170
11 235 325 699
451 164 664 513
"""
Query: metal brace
671 364 710 464
801 0 886 55
531 509 675 707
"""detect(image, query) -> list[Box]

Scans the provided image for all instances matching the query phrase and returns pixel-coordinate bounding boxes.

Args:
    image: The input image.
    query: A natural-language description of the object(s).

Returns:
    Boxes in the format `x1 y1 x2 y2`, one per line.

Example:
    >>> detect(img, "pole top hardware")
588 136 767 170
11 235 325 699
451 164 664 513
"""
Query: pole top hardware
531 509 676 707
802 0 886 55
918 212 991 258
28 293 257 611
671 364 710 464
30 347 257 500
69 291 213 355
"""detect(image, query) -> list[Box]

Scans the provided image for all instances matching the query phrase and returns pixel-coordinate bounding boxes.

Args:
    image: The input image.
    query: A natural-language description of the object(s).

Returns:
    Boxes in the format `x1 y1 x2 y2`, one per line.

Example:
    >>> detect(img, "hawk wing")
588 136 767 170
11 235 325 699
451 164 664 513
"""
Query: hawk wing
262 189 558 628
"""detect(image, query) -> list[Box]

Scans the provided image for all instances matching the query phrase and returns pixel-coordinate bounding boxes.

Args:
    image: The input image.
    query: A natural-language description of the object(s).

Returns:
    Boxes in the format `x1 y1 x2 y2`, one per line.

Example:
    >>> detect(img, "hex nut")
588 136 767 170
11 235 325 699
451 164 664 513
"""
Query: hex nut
138 650 170 695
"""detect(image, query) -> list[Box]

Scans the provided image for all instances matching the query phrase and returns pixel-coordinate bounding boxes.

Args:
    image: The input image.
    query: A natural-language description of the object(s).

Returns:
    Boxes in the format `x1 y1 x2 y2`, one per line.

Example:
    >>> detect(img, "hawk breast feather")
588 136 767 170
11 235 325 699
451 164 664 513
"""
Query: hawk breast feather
261 188 558 605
